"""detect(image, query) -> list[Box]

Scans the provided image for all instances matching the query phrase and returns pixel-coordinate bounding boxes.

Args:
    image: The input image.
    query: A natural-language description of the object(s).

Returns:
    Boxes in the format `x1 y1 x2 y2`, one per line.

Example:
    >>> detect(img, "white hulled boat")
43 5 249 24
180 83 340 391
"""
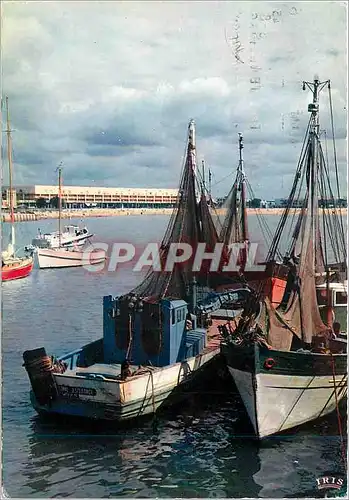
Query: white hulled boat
34 167 106 269
36 246 106 269
221 76 347 439
32 225 93 249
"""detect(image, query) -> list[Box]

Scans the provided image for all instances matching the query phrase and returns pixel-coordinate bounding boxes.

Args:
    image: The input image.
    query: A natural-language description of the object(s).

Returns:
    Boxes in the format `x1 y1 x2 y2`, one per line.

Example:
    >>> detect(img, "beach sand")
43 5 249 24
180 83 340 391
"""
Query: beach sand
2 206 347 223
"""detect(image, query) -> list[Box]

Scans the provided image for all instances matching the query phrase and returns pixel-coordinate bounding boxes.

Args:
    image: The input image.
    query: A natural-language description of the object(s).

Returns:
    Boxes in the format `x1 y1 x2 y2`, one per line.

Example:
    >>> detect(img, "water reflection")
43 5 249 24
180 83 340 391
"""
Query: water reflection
21 388 262 498
254 405 347 498
4 380 346 498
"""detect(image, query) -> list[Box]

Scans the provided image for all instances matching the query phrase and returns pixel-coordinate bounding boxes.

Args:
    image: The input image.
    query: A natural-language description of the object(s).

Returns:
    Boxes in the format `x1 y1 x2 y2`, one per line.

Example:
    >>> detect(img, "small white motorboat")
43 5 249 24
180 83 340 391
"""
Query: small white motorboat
31 167 105 269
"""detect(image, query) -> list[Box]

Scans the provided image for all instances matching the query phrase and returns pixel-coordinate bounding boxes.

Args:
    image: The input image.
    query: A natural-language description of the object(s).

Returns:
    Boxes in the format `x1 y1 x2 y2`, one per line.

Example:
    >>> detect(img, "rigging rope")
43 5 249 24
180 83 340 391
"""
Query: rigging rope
266 116 312 262
245 179 282 260
328 83 346 260
126 314 133 360
319 142 347 264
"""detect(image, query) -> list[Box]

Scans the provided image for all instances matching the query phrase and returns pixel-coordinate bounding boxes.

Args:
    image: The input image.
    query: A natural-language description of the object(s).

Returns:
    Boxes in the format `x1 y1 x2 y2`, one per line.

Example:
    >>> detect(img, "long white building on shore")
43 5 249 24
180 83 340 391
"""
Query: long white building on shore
2 185 179 209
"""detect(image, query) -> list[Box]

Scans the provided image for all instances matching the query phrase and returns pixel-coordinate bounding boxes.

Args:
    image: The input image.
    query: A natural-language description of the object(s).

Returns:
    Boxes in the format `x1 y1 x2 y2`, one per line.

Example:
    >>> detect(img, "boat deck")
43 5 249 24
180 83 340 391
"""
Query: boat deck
211 308 242 319
204 316 239 352
74 363 136 380
64 318 234 382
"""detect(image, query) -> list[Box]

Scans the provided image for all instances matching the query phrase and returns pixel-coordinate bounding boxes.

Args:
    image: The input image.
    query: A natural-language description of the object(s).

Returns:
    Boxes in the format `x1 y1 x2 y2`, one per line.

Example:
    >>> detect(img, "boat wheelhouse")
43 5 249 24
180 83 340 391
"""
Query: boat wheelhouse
32 224 93 249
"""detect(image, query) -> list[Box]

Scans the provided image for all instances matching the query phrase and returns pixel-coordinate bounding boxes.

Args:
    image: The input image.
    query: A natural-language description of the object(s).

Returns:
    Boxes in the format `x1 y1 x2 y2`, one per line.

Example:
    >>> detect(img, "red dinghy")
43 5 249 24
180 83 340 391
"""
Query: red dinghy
2 257 34 281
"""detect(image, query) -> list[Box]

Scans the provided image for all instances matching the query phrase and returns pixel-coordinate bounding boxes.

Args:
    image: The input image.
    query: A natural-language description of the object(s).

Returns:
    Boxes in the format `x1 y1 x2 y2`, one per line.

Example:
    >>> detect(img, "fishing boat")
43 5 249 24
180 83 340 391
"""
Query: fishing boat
23 120 248 422
22 287 247 422
31 224 93 249
221 76 347 439
34 167 106 269
1 96 34 282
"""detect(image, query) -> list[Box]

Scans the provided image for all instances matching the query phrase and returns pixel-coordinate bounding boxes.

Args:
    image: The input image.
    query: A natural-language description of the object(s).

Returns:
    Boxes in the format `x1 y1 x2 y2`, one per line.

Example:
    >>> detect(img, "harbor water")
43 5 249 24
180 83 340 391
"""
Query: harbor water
2 215 347 498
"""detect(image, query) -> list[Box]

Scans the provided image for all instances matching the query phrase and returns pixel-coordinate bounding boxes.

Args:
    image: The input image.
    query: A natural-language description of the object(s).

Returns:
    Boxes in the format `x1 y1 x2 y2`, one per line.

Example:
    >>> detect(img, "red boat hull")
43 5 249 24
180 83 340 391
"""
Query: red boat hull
2 258 34 281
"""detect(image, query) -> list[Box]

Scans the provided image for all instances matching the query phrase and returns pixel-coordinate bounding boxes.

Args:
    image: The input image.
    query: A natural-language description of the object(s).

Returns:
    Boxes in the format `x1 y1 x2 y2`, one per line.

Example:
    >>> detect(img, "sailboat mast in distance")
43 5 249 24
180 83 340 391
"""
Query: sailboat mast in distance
6 96 15 249
57 164 63 248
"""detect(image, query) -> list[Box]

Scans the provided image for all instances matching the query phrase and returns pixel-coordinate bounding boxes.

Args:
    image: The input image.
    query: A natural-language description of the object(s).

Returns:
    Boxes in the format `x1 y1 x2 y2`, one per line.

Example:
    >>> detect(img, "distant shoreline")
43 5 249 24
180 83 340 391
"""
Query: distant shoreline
2 206 347 223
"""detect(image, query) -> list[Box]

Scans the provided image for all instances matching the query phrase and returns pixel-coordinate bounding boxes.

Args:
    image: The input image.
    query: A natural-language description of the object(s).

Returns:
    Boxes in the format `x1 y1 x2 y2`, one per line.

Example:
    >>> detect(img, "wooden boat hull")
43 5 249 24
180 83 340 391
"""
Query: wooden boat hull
221 342 347 438
36 248 106 269
2 257 34 281
28 345 220 422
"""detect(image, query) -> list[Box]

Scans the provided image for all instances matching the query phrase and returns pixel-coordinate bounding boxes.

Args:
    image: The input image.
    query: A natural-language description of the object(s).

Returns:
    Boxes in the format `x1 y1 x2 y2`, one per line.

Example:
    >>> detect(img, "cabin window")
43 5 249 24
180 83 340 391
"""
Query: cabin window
177 309 181 322
316 289 327 306
335 291 347 306
172 310 175 324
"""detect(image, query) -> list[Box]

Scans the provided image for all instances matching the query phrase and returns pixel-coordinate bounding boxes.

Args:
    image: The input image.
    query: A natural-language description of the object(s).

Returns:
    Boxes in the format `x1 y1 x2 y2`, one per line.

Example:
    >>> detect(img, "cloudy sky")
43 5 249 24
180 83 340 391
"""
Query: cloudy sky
2 1 347 198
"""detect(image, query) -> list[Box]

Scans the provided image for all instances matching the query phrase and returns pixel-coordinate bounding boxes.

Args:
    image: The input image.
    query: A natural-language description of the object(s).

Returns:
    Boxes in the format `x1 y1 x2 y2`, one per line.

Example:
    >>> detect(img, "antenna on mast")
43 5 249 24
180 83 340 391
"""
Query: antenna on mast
303 75 330 133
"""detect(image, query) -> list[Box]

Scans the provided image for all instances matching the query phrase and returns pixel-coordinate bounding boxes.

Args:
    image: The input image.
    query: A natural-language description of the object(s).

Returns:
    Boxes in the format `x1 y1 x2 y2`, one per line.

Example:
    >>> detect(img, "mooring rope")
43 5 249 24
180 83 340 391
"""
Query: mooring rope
149 370 156 415
126 314 133 360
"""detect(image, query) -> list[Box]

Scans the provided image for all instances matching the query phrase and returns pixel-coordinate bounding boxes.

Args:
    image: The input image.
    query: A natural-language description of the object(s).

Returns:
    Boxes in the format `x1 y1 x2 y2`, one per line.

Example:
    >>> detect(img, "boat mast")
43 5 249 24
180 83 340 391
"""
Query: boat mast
302 76 331 332
201 159 206 195
238 133 248 242
57 164 63 248
188 119 196 172
303 77 329 234
208 168 212 199
303 76 330 253
5 96 15 252
188 119 200 202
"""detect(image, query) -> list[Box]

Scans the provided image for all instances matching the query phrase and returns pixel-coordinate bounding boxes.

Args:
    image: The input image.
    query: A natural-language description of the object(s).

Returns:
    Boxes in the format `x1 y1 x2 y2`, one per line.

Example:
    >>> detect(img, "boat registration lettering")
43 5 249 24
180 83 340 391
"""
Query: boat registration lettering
59 384 97 398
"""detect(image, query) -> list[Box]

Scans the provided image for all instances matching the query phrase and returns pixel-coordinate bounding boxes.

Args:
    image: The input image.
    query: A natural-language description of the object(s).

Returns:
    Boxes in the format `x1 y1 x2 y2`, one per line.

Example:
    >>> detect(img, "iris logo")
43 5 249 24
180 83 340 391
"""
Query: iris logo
316 475 344 490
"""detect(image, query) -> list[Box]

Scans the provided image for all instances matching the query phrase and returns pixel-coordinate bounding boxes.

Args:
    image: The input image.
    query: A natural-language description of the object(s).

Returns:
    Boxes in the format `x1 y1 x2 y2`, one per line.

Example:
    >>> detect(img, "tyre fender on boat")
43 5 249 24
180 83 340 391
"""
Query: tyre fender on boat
264 357 276 370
